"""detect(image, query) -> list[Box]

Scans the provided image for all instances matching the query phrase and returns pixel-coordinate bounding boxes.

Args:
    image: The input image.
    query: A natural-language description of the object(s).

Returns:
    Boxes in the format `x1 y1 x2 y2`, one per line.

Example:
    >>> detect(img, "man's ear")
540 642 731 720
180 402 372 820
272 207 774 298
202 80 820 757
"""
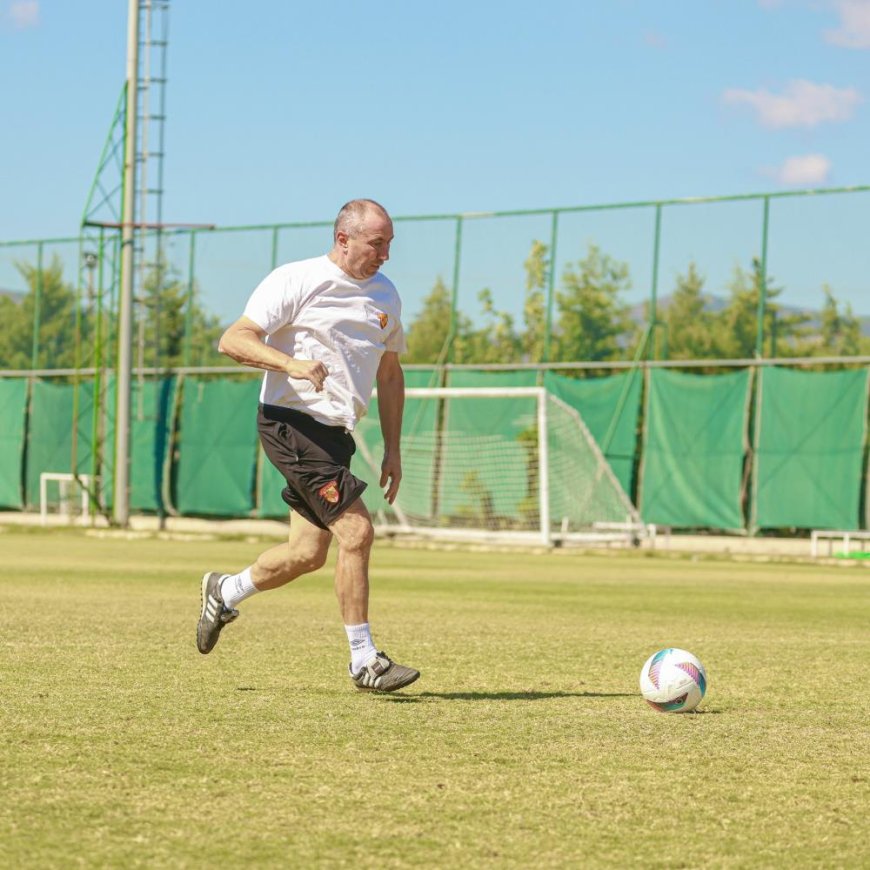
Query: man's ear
336 231 349 248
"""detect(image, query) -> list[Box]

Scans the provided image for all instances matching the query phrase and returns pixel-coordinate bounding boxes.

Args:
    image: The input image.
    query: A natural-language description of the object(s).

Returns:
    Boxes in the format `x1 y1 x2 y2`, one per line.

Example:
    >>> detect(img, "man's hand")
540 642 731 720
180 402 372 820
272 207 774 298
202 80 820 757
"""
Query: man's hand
286 359 329 392
380 453 402 504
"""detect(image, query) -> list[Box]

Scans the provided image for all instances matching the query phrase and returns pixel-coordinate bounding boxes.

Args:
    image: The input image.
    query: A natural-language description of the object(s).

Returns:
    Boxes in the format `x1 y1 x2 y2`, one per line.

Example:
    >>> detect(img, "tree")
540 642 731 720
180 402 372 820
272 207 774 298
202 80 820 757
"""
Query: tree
404 277 455 364
134 260 224 369
522 240 548 362
661 262 718 359
553 244 635 363
460 288 522 364
816 285 865 356
0 254 225 372
711 258 809 359
0 256 78 369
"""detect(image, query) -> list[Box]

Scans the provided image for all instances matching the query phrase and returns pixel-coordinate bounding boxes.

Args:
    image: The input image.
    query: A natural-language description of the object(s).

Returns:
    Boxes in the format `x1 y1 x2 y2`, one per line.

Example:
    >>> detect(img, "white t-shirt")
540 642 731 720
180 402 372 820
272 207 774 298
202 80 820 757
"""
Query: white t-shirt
242 255 406 430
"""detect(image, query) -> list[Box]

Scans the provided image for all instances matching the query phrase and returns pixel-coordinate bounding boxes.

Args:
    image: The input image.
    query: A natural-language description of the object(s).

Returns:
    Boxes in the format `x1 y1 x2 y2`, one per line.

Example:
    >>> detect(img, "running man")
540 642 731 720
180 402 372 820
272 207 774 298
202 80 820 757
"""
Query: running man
196 199 419 693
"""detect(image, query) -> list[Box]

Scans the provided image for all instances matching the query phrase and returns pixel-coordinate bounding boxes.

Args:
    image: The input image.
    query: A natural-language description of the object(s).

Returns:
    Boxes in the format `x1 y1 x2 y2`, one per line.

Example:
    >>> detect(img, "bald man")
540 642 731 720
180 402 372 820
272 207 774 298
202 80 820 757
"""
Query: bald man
197 199 419 693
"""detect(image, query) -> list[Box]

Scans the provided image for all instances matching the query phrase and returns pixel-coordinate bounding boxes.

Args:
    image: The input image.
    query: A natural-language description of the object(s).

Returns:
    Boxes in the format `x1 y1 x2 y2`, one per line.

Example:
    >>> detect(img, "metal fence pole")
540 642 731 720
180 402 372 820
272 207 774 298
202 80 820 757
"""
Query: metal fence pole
543 210 558 364
113 0 140 527
448 216 463 363
649 204 662 360
30 242 44 371
756 196 771 359
183 230 197 368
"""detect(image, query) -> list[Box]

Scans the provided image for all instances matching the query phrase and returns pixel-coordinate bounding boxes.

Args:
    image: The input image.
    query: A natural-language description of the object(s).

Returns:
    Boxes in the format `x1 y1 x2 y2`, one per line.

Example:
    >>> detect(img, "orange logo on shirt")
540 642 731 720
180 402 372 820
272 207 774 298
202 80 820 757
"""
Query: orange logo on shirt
319 480 340 504
377 311 389 329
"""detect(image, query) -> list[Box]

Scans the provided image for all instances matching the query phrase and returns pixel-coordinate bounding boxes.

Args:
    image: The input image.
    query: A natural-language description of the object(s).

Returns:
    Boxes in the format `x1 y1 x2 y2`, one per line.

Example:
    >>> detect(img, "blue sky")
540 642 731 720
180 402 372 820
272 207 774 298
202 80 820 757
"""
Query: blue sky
1 0 869 320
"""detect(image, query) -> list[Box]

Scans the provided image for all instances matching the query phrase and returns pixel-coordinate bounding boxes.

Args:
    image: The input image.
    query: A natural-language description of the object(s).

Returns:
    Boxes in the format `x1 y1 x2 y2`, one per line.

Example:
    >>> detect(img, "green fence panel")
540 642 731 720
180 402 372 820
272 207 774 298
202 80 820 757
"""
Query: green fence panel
351 395 439 523
404 367 441 389
130 377 177 512
446 369 538 388
753 367 869 530
175 377 261 516
639 369 751 530
257 448 291 519
441 372 538 523
0 379 28 508
543 370 642 496
25 380 96 508
438 393 536 523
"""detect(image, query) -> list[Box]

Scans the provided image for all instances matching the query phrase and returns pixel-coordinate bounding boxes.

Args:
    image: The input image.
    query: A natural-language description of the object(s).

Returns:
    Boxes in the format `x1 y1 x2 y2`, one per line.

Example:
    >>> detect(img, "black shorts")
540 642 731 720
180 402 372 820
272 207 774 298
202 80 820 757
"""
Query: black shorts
258 404 367 530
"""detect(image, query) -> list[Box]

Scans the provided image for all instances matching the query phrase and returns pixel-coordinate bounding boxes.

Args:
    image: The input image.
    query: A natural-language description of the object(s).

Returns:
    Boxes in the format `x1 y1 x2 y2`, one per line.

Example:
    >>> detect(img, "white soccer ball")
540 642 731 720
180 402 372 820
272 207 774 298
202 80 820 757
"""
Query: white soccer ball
639 648 707 713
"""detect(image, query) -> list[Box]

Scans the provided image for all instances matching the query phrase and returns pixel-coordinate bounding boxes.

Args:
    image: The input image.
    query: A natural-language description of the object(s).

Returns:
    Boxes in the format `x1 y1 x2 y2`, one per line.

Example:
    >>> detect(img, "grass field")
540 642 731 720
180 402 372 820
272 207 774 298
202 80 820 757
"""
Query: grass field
2 527 868 868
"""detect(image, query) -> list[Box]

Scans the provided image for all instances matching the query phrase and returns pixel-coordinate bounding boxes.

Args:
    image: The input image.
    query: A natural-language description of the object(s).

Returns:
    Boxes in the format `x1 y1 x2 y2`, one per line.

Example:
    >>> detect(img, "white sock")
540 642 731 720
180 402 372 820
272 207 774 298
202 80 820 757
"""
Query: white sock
220 567 259 609
345 623 377 673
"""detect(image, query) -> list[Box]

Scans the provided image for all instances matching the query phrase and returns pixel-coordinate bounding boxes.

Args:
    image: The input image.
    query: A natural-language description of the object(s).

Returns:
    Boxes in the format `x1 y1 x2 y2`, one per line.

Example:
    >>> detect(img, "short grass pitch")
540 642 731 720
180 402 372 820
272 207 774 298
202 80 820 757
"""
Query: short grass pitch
2 528 868 868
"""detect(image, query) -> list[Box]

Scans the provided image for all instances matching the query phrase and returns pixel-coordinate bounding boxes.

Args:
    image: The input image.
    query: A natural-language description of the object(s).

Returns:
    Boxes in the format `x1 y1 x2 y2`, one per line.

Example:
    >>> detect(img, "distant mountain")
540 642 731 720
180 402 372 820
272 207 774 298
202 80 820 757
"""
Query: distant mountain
0 288 24 304
634 294 870 338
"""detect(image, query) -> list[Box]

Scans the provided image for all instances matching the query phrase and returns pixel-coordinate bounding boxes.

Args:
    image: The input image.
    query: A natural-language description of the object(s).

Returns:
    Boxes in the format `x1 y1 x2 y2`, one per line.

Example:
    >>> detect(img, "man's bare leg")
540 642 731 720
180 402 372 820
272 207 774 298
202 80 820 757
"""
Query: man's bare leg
329 499 420 691
197 512 329 654
328 499 374 625
250 511 332 590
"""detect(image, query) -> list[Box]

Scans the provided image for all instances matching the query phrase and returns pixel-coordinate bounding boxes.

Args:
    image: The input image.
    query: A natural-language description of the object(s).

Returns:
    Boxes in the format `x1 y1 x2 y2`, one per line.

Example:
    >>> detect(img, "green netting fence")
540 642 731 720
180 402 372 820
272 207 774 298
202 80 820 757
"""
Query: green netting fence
0 379 27 509
638 369 751 530
1 363 868 532
752 367 869 530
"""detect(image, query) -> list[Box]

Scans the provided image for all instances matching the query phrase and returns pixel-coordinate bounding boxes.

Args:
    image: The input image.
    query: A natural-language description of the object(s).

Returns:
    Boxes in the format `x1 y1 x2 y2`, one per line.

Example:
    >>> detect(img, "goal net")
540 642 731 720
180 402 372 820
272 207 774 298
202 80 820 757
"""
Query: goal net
353 387 642 546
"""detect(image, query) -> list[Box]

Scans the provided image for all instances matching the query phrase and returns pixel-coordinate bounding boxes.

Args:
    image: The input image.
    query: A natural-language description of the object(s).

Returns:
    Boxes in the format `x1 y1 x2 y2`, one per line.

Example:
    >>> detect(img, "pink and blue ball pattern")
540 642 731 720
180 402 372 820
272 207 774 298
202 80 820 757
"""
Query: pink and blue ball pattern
646 693 690 712
675 661 707 696
646 648 670 689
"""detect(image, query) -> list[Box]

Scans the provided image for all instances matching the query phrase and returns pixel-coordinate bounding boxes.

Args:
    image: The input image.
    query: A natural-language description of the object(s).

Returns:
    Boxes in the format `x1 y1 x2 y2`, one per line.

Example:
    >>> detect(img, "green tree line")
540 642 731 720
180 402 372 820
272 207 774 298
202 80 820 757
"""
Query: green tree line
403 241 869 365
1 244 866 372
0 256 224 370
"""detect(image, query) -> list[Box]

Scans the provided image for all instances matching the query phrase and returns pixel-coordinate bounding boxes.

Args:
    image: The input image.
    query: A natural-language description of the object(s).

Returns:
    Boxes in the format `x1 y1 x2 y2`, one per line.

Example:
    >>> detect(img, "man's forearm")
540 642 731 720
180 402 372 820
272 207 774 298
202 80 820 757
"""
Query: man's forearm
219 329 292 373
377 374 405 454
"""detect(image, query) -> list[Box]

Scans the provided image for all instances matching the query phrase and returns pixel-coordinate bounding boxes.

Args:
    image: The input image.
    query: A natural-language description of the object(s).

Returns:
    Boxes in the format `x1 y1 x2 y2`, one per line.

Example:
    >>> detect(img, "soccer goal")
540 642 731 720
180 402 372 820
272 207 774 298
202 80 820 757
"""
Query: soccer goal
39 472 99 526
354 386 643 546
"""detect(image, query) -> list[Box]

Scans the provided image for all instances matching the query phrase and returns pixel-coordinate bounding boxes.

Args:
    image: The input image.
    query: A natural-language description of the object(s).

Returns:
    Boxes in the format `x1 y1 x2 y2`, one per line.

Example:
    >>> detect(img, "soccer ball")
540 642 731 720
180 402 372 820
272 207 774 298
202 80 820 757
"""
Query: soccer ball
639 648 707 713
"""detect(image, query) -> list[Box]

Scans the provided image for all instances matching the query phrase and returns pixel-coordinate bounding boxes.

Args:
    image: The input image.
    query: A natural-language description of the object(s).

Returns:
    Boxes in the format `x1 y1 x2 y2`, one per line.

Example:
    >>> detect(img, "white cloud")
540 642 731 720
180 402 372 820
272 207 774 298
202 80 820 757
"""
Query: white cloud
773 154 832 186
825 0 870 48
7 0 39 29
722 79 862 128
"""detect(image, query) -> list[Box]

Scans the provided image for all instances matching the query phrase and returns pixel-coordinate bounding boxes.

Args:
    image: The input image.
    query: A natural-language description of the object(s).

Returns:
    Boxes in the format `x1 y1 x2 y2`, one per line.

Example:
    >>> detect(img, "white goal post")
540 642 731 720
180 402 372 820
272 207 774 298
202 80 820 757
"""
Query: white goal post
39 473 99 526
355 386 642 546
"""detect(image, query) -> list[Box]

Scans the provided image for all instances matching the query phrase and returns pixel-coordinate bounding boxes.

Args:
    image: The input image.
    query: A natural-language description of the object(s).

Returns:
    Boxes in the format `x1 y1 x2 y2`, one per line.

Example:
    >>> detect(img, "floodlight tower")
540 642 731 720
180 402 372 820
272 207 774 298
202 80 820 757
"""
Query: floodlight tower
115 0 171 527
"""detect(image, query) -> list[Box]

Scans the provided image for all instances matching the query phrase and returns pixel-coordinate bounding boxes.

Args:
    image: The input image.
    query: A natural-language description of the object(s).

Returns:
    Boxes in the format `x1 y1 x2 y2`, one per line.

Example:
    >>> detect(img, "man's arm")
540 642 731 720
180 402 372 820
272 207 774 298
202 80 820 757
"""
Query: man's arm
375 351 404 505
218 316 328 391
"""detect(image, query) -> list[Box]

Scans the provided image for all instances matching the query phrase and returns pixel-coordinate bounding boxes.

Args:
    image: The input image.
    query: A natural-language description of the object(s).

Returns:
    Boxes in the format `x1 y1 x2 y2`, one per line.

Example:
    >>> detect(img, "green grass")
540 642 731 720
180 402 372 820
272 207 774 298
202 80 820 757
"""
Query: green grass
2 528 868 868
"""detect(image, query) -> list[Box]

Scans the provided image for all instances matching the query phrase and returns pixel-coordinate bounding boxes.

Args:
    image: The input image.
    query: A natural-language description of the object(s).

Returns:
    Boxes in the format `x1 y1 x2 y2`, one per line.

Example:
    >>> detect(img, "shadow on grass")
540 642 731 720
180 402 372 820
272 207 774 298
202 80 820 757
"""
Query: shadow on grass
384 690 636 702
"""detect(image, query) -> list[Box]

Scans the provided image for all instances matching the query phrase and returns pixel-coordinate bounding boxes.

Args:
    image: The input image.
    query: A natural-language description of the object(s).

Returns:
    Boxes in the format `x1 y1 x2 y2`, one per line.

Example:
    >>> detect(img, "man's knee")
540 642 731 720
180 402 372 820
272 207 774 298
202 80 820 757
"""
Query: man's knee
331 506 374 554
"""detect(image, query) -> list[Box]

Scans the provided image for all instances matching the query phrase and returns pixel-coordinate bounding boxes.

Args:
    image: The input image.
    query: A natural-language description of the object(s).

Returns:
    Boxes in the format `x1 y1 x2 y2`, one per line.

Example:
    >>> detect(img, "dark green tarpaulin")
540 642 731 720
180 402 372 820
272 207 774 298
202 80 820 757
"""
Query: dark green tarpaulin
129 377 177 512
26 380 93 508
258 447 290 519
175 377 260 516
639 368 750 530
0 379 27 508
446 369 538 389
352 394 440 523
753 367 868 530
403 367 441 389
543 370 642 496
24 377 177 513
422 370 537 524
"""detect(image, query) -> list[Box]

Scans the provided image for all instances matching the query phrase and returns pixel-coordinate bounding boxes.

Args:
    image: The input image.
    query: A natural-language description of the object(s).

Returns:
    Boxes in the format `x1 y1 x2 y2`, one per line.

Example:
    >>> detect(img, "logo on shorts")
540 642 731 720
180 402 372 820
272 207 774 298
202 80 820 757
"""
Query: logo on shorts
377 311 389 329
318 480 340 504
